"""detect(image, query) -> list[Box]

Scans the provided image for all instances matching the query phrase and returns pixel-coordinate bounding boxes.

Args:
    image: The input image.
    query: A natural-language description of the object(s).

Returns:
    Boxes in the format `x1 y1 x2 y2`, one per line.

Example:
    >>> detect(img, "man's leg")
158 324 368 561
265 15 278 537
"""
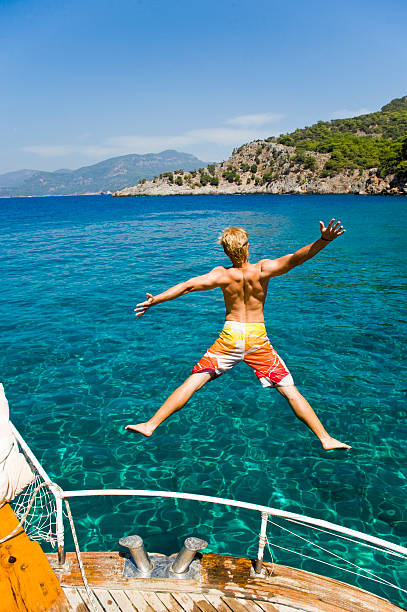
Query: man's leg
276 385 351 450
126 372 212 437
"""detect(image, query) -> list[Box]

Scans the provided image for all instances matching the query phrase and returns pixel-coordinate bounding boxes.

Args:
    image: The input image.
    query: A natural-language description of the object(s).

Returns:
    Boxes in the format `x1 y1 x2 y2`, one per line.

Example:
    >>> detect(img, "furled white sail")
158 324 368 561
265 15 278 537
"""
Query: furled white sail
0 383 34 507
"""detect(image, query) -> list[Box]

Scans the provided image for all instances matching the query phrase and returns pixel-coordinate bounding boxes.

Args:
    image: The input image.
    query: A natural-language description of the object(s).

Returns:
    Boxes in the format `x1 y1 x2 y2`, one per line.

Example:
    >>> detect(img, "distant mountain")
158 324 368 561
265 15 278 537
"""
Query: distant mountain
0 150 207 197
0 169 39 189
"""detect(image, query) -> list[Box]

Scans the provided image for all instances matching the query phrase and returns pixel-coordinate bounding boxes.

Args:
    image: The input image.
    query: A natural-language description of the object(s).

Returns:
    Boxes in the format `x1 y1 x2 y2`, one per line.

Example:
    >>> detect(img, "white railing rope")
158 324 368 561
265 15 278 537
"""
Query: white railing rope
61 488 407 558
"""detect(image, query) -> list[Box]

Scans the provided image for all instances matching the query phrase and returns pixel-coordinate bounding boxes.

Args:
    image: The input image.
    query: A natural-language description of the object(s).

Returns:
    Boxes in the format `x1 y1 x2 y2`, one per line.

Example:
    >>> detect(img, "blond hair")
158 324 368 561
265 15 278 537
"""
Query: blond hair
218 226 249 263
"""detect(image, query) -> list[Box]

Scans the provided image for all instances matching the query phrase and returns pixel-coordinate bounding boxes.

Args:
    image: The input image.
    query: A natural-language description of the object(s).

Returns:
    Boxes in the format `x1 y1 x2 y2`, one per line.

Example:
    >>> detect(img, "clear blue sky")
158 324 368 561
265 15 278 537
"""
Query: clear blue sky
1 0 406 173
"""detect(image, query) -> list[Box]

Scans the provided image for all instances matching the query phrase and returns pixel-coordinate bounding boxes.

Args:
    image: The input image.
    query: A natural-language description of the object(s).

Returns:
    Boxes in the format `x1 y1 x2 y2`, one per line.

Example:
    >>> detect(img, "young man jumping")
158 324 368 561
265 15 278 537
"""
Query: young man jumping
126 219 351 451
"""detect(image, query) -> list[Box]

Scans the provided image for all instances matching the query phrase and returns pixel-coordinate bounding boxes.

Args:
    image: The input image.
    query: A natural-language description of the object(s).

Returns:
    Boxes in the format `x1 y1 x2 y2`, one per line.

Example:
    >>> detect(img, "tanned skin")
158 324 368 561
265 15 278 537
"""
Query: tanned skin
126 219 351 451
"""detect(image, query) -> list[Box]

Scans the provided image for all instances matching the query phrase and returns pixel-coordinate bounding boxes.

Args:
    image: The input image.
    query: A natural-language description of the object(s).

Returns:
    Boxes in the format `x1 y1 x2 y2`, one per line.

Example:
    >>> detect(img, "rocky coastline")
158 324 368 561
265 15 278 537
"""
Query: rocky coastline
114 142 407 197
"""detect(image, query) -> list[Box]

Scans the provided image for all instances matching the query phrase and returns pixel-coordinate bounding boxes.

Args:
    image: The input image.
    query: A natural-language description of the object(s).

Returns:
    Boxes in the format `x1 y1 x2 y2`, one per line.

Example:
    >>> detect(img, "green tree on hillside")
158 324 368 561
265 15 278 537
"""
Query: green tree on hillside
222 170 240 183
276 96 407 177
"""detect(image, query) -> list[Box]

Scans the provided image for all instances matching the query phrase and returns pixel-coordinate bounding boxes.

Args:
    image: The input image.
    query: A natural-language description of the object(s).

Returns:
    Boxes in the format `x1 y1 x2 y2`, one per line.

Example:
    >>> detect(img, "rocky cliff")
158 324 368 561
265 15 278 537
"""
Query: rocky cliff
114 141 406 197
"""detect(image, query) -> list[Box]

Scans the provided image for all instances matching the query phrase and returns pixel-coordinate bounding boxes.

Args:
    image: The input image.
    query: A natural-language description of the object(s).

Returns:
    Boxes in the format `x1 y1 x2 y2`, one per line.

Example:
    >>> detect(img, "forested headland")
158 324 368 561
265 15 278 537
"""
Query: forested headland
276 96 407 179
116 96 407 197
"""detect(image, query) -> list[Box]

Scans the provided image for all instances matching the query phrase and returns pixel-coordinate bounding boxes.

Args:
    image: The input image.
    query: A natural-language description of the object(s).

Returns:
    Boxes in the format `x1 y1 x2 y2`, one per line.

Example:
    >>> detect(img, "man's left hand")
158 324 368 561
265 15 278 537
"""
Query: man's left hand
320 218 346 241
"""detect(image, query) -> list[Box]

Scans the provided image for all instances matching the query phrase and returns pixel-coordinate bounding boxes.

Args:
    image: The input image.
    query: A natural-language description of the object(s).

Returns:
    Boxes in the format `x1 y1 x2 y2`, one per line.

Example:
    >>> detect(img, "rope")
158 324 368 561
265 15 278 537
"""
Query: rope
263 531 274 575
284 516 407 560
0 481 55 544
64 499 99 612
265 519 407 595
266 538 407 594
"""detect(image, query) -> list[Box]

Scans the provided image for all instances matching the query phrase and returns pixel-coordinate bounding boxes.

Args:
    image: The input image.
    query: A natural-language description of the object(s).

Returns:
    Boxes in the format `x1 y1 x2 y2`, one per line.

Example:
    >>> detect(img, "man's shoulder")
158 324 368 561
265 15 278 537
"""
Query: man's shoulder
254 258 273 268
207 265 230 280
212 265 228 271
209 265 229 276
255 259 278 277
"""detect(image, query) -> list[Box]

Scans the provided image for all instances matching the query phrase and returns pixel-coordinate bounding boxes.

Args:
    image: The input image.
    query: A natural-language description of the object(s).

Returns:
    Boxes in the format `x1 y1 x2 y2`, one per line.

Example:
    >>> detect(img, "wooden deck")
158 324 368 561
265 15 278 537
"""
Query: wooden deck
61 586 282 612
47 551 404 612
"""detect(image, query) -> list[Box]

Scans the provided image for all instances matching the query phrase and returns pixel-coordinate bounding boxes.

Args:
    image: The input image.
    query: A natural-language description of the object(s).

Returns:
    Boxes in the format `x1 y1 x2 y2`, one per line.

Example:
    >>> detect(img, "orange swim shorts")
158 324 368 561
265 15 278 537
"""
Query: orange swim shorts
192 321 294 387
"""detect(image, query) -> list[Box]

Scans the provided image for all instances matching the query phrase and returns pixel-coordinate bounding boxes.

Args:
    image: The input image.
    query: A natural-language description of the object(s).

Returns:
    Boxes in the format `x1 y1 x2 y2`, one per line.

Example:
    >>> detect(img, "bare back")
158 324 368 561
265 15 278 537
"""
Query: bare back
135 218 345 326
218 261 269 323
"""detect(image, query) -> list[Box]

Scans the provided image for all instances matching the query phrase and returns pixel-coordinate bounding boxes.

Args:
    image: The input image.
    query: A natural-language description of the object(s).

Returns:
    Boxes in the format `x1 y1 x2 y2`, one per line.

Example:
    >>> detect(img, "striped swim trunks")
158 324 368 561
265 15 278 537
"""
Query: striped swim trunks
192 321 294 388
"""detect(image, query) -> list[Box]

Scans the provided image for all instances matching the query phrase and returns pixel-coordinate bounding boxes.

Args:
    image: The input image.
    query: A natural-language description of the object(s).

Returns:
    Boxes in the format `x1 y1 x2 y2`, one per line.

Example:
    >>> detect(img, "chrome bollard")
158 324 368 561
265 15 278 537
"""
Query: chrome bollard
172 537 208 574
119 535 153 574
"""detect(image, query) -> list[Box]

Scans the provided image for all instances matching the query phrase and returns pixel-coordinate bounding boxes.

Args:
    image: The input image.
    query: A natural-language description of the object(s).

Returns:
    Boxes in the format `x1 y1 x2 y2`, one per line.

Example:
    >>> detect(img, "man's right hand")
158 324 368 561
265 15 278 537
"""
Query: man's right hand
134 293 155 318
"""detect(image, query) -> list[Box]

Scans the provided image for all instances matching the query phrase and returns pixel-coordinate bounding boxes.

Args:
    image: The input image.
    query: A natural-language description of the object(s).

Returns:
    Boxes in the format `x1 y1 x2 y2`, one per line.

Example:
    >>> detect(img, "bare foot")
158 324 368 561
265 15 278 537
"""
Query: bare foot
321 436 352 451
125 423 154 437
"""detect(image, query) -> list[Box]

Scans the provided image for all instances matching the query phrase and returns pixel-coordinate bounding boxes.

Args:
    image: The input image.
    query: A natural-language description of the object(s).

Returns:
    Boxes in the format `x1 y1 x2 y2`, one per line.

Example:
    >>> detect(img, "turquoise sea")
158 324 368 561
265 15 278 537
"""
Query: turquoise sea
1 194 406 605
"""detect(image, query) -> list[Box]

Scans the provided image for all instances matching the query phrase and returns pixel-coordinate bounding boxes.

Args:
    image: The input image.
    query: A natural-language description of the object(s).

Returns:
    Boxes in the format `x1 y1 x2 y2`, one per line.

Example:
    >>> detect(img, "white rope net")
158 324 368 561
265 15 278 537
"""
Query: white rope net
10 455 58 548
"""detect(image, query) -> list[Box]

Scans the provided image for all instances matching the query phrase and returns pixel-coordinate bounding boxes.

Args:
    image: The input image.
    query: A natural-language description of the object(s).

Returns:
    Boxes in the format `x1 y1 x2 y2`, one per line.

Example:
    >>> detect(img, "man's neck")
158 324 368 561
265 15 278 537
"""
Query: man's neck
231 259 250 269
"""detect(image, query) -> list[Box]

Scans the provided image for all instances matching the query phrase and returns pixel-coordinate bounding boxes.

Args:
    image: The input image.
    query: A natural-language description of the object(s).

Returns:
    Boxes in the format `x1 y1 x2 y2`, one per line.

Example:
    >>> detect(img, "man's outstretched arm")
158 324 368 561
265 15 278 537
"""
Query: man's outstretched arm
262 218 345 278
134 266 224 317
